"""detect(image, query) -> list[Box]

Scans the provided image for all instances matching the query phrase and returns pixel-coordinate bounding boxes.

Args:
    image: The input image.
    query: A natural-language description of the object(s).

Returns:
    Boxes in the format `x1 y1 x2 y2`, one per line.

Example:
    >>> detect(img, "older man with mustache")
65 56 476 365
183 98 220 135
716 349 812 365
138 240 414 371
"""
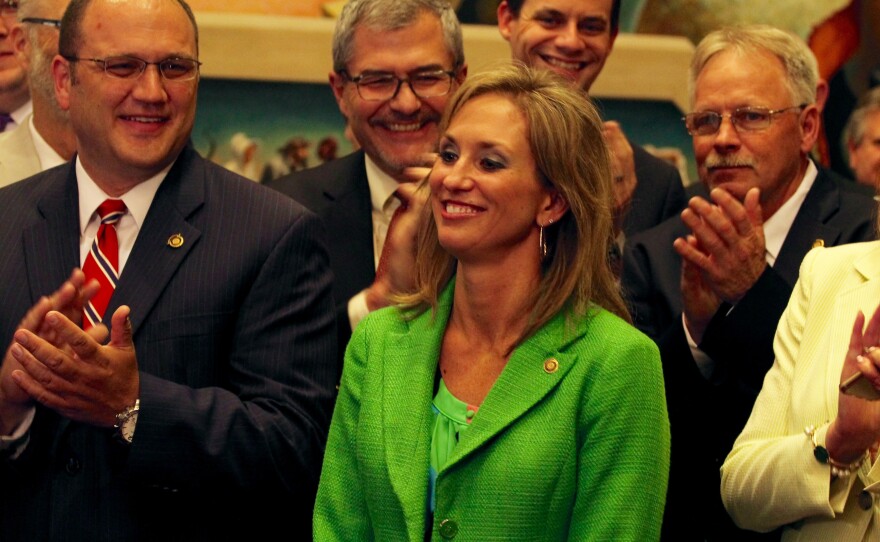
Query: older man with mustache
621 25 877 541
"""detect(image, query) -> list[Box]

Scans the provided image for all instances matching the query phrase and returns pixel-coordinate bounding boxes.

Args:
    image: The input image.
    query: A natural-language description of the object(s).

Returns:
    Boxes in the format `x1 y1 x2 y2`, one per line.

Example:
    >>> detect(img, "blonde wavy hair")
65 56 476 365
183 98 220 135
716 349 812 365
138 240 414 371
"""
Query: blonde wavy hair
398 63 630 346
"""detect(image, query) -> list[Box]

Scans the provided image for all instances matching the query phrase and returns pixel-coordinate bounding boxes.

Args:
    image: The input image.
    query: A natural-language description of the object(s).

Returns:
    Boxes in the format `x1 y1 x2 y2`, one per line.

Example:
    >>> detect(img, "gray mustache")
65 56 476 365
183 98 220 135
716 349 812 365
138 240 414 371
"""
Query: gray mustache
705 157 755 169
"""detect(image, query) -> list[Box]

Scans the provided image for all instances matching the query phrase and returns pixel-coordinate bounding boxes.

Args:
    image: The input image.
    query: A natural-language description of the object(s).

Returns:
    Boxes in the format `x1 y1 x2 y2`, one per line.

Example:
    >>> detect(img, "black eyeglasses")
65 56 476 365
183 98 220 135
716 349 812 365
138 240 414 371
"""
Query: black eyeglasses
62 55 202 81
0 0 18 16
682 105 806 136
341 69 456 101
21 17 61 28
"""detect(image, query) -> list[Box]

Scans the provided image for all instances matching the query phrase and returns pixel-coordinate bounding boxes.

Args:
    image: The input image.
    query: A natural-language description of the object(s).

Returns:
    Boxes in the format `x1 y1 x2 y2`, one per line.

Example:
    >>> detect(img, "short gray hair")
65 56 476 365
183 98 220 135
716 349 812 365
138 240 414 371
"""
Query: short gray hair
15 0 44 43
689 24 818 108
15 0 39 18
844 86 880 147
332 0 464 73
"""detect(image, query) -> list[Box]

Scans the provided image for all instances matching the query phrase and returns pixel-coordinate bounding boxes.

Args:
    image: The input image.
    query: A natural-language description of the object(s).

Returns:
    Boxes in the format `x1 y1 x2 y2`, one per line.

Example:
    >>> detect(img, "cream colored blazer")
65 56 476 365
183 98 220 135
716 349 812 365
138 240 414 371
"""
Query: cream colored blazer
722 240 880 541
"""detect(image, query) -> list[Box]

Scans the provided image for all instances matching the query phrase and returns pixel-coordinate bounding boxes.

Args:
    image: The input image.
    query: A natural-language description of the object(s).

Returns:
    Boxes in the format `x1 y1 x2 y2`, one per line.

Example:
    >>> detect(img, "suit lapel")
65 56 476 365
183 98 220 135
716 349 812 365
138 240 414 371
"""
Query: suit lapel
23 164 81 302
382 286 450 530
323 154 375 293
21 165 81 441
775 169 842 285
105 148 203 334
442 308 578 473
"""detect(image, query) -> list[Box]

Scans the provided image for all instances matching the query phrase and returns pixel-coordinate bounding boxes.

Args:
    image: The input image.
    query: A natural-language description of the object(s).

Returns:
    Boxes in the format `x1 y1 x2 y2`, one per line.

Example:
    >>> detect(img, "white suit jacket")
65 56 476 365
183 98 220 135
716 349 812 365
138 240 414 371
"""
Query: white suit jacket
0 116 41 188
721 240 880 541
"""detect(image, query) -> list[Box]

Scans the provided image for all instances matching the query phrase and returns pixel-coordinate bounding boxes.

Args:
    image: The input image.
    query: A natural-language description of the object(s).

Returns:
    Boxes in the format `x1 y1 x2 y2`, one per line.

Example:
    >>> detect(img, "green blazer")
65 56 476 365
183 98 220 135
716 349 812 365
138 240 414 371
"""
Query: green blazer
315 283 670 541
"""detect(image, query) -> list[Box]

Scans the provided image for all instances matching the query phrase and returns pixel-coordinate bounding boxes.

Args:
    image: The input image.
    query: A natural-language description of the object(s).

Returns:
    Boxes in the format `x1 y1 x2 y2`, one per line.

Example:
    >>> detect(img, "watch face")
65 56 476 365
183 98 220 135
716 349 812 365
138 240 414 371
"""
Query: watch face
121 411 138 443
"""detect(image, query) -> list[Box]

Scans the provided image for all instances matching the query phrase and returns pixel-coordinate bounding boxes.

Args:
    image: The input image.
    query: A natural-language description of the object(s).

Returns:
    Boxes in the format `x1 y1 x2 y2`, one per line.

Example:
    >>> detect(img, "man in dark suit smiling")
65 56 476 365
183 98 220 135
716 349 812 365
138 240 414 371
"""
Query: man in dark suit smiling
497 0 686 249
270 0 466 367
0 0 337 539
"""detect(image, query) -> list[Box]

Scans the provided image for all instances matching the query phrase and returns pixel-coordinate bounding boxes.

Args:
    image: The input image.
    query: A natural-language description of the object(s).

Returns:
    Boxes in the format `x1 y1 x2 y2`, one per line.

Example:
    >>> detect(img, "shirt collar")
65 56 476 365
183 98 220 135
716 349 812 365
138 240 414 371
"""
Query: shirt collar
763 159 818 264
76 156 171 235
364 154 402 213
27 115 66 171
10 100 32 126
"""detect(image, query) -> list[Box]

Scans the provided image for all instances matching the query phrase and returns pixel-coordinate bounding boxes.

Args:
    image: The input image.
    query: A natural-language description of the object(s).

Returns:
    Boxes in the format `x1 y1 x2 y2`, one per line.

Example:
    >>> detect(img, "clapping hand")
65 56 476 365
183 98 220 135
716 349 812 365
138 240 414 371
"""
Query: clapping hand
827 304 880 464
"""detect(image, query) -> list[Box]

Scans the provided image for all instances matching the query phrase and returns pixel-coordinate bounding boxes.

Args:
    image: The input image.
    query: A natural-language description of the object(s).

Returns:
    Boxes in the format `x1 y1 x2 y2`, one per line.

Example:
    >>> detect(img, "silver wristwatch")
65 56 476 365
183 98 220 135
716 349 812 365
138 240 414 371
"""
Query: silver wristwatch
114 399 140 444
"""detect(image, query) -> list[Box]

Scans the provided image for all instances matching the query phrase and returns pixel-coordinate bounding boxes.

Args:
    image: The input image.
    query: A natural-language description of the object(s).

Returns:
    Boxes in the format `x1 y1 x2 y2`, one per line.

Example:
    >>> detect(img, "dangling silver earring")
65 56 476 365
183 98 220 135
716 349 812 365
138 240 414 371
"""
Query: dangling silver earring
539 218 553 260
539 225 547 260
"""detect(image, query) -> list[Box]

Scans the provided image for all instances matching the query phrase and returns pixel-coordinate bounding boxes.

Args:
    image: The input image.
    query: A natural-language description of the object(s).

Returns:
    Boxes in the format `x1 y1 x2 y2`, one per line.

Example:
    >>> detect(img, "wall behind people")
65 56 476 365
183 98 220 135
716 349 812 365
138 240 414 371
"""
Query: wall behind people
190 8 696 182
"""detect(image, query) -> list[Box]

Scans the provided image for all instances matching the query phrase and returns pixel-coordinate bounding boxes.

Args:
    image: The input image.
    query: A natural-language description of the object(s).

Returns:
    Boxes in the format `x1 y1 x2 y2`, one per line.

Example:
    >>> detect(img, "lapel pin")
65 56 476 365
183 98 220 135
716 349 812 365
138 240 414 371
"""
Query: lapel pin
812 239 824 248
167 233 184 248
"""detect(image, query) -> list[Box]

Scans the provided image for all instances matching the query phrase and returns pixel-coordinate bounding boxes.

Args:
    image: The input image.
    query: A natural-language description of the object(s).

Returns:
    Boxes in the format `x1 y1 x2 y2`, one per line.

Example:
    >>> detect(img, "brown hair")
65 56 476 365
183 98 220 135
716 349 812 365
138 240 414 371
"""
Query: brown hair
399 62 629 346
503 0 621 34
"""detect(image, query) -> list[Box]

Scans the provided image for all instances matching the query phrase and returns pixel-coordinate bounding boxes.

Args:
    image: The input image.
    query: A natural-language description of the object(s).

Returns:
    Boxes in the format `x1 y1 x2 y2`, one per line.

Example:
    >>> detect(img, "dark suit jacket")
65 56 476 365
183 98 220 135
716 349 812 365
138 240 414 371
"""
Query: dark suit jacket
621 167 877 541
268 150 373 370
0 147 338 541
624 144 687 239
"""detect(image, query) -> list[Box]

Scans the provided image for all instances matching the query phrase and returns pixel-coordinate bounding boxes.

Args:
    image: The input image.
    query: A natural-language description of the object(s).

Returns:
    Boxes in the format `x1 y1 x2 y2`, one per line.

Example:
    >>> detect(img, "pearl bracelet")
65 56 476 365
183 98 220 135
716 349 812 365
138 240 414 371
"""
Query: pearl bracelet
804 425 868 478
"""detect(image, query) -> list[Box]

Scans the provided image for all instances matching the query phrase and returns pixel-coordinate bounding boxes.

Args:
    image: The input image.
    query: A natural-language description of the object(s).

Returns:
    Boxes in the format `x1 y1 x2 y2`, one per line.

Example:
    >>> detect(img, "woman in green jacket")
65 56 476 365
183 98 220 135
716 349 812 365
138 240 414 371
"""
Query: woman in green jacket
314 64 670 541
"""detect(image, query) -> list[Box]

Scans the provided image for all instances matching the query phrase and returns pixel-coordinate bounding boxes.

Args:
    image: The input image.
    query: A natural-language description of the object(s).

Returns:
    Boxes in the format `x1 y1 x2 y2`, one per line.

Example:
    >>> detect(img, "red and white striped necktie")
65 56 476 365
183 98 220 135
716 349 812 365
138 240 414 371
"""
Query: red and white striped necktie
82 199 126 330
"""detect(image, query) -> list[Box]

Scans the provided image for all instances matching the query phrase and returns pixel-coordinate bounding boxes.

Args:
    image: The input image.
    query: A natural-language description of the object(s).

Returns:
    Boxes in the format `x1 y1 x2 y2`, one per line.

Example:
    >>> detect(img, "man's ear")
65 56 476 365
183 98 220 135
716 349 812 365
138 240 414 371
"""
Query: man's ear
815 78 829 113
799 103 821 155
329 70 350 119
497 1 515 42
52 55 72 111
455 63 468 85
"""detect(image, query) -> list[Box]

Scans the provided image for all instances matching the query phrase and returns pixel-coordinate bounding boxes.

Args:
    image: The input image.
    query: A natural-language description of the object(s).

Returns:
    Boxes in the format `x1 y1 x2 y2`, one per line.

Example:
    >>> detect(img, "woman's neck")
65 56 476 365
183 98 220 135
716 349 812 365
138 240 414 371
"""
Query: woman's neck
449 258 541 352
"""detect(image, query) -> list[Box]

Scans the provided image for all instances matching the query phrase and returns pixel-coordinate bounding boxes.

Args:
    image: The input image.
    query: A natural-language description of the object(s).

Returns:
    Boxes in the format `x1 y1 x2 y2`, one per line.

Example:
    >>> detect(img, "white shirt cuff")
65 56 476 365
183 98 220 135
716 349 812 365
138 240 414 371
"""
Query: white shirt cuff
682 313 716 380
0 406 36 459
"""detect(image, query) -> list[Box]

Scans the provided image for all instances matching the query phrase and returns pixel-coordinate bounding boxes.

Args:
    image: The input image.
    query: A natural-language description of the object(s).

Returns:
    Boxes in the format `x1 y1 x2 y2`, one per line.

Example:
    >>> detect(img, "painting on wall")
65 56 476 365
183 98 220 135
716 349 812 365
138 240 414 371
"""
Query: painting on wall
192 78 352 184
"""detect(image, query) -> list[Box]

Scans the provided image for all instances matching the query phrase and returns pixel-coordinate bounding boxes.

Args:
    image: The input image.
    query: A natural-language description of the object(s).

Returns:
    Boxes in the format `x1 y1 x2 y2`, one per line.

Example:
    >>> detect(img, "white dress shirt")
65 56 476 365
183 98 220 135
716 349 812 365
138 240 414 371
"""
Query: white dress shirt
4 100 32 133
76 158 167 270
346 155 401 332
28 115 66 172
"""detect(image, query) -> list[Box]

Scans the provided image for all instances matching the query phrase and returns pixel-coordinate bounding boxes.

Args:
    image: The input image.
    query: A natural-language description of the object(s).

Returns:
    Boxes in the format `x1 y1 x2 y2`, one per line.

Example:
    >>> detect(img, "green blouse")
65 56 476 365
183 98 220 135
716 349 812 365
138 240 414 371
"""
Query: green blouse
429 379 478 512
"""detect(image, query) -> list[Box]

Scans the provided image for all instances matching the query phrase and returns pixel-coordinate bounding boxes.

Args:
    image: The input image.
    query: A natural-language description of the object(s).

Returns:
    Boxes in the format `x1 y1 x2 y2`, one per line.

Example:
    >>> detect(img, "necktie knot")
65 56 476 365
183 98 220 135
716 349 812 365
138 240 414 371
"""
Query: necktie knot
0 113 13 132
97 199 126 224
376 190 406 278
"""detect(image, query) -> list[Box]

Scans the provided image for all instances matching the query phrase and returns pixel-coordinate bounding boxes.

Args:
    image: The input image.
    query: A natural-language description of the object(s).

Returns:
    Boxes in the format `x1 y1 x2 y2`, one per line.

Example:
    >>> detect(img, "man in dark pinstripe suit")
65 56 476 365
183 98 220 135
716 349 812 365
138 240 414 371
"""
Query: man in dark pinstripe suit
0 0 337 540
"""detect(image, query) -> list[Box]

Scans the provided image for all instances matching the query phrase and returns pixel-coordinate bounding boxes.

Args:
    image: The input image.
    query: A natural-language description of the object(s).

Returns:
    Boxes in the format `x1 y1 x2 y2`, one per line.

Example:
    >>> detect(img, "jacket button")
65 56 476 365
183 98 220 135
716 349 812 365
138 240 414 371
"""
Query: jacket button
543 358 559 374
65 456 81 475
438 518 458 539
859 490 873 510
